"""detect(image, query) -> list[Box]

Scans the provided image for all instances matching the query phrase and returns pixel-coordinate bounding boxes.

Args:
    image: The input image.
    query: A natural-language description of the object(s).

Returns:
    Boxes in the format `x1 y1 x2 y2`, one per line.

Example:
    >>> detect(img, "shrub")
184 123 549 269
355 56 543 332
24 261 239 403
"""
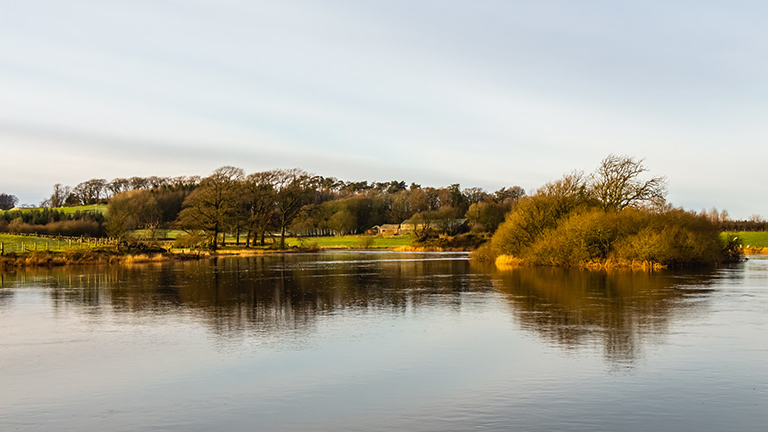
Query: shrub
612 210 723 266
479 201 726 268
358 236 375 249
173 232 207 248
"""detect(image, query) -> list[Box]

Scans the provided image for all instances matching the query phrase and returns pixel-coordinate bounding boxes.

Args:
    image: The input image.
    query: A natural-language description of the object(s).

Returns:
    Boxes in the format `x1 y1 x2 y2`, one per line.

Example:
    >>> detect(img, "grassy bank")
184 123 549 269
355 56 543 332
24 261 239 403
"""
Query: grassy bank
721 231 768 255
0 249 209 271
722 231 768 248
289 235 415 249
0 233 107 254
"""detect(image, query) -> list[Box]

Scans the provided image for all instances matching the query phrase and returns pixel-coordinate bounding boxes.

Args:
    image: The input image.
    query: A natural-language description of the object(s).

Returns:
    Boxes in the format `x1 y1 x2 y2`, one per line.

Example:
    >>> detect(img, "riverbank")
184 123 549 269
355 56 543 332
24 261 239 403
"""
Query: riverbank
492 246 763 272
0 249 206 270
0 236 412 271
495 254 669 271
0 245 332 271
743 246 768 255
5 231 760 272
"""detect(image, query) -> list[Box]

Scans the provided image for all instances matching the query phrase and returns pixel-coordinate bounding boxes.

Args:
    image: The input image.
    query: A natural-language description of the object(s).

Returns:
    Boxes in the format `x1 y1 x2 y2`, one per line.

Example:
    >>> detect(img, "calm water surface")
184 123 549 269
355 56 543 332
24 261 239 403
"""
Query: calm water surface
1 251 767 431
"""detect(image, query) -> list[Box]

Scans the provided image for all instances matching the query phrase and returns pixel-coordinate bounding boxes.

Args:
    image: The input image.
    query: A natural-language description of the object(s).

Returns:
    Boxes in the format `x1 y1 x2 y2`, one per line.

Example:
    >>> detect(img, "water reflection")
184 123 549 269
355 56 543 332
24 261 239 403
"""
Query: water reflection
489 266 718 365
0 252 720 366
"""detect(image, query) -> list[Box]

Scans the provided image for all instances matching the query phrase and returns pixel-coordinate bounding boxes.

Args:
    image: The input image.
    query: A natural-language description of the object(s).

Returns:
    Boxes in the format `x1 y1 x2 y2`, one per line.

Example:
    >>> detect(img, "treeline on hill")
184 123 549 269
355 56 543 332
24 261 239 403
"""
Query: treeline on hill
41 176 202 207
0 208 106 237
473 155 738 268
107 167 525 250
1 170 526 247
0 193 19 210
0 176 200 238
1 155 760 260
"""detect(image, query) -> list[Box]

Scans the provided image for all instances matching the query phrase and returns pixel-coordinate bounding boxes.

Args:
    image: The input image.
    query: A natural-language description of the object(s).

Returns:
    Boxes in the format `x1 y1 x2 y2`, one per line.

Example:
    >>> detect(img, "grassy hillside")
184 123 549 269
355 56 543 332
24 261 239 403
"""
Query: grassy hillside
0 204 107 215
722 231 768 248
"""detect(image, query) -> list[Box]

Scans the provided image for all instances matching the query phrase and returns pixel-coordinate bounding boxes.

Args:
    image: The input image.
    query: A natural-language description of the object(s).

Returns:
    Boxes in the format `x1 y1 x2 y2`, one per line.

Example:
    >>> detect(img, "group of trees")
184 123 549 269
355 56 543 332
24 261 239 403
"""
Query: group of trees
699 208 768 232
0 208 105 237
2 168 529 246
7 154 754 265
172 168 526 249
104 167 527 250
0 193 18 210
40 176 202 207
475 155 730 267
0 176 200 238
104 178 199 241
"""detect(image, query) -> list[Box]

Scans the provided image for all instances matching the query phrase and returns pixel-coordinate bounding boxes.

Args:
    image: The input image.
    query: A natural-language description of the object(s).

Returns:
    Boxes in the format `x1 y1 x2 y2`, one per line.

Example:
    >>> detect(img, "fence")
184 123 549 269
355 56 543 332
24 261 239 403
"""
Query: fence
0 234 115 255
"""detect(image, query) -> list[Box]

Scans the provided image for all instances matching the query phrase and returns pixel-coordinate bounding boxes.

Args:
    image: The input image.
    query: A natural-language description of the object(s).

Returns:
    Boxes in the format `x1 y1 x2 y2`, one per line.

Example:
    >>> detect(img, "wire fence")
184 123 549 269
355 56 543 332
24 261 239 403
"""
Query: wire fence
0 234 115 255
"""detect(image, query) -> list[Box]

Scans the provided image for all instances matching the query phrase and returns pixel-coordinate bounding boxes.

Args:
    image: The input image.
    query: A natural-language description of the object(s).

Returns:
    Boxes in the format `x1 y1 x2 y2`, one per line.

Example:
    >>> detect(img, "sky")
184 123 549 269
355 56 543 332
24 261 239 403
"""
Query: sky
1 0 766 219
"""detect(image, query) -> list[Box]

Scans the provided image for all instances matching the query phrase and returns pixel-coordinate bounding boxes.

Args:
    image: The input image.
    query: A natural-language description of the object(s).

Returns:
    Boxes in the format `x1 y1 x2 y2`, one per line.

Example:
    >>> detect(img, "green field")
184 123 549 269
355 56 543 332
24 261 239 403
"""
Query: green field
722 231 768 248
211 235 415 249
156 231 416 249
0 234 106 254
0 204 107 215
290 235 415 249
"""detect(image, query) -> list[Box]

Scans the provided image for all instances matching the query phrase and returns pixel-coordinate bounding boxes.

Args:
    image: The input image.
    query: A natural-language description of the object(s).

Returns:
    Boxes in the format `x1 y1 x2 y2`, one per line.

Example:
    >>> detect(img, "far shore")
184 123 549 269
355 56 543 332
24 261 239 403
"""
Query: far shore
2 244 764 273
0 243 474 272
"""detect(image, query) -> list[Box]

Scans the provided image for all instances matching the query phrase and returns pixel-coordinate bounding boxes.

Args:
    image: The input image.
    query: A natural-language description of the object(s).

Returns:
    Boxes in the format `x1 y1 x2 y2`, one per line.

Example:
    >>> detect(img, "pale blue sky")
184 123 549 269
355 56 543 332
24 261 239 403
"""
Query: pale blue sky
1 1 766 218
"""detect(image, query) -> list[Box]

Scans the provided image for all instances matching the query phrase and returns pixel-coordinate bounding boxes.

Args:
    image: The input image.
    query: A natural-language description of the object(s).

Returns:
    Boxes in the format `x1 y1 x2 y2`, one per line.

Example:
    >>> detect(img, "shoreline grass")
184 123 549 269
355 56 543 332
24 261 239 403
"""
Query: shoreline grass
0 234 418 271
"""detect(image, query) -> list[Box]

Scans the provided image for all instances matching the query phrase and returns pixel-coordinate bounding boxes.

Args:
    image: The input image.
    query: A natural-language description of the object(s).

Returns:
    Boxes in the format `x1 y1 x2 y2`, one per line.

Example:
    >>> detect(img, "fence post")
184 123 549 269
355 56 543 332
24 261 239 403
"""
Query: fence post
21 242 25 252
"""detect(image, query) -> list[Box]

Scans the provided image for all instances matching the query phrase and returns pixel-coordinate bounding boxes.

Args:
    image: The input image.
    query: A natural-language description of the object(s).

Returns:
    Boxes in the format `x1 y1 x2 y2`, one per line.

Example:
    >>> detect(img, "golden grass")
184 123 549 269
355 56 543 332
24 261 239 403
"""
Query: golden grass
742 246 768 255
495 254 525 267
581 258 666 271
122 254 166 264
395 245 447 252
494 254 666 271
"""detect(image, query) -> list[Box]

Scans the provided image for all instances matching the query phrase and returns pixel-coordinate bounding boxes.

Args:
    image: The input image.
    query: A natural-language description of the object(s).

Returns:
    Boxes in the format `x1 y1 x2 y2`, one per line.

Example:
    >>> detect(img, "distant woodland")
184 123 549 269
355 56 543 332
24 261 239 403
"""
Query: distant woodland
1 155 765 266
0 168 524 248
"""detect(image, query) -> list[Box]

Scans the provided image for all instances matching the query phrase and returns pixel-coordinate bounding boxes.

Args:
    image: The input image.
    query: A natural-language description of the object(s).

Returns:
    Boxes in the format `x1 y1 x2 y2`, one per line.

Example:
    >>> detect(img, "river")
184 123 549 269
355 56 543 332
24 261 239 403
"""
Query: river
1 251 767 431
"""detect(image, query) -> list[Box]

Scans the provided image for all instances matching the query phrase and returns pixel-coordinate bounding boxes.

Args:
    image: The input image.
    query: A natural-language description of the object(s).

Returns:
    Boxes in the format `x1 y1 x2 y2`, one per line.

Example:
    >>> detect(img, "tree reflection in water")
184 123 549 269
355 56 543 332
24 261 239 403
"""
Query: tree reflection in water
489 265 718 366
0 252 719 366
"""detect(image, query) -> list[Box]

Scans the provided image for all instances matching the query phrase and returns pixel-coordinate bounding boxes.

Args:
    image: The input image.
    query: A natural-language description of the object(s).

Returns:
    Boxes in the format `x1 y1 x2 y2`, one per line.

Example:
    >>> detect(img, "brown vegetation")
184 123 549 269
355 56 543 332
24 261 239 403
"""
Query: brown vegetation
474 155 734 269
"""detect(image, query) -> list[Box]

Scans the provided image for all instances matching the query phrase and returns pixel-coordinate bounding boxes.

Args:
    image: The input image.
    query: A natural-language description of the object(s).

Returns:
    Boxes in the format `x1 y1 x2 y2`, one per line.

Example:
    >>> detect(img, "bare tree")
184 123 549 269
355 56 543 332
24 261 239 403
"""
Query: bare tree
128 177 149 190
107 178 131 196
0 193 18 210
462 187 489 205
177 166 244 250
494 186 525 203
272 168 318 249
48 184 71 208
241 171 277 246
589 155 667 211
72 179 108 205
